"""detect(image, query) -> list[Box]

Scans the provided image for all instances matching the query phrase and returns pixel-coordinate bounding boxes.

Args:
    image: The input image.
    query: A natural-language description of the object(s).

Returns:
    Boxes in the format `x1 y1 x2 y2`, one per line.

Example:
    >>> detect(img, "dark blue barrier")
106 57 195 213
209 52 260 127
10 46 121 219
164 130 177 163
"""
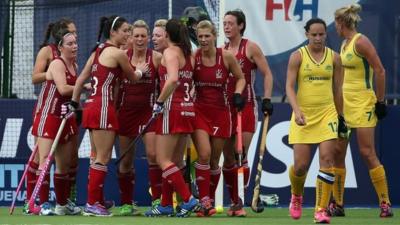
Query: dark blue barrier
0 100 399 206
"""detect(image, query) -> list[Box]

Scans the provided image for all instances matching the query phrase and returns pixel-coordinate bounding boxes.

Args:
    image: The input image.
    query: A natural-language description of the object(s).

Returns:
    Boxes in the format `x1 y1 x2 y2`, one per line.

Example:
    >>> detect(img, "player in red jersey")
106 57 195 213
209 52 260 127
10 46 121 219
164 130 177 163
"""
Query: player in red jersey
117 19 162 216
28 18 80 215
150 19 189 208
144 18 199 218
31 29 81 216
192 20 245 217
64 15 144 217
222 9 274 216
152 19 168 53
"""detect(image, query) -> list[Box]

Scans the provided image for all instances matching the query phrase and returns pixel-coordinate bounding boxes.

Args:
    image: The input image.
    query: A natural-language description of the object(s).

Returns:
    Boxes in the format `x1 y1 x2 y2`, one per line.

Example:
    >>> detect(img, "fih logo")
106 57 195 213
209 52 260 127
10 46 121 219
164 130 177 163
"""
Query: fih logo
265 0 318 21
225 0 360 56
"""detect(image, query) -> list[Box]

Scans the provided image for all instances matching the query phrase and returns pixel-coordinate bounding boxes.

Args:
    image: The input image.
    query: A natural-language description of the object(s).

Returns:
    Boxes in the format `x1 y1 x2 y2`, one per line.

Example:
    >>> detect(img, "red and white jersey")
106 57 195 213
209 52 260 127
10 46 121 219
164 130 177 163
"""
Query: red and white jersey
119 48 157 108
35 44 59 114
86 43 122 108
193 48 229 108
225 38 257 104
35 57 77 117
158 56 194 112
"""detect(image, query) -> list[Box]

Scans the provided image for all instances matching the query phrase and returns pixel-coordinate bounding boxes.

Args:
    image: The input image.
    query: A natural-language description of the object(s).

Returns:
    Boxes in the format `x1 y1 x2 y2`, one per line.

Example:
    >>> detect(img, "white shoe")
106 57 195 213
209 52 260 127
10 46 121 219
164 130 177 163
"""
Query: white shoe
55 202 81 215
39 202 55 216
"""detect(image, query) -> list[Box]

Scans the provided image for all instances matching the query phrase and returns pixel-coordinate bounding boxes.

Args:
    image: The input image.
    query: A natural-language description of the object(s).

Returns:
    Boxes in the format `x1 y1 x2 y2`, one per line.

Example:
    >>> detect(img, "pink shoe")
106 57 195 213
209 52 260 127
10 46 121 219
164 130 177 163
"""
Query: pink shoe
314 208 331 224
289 194 302 220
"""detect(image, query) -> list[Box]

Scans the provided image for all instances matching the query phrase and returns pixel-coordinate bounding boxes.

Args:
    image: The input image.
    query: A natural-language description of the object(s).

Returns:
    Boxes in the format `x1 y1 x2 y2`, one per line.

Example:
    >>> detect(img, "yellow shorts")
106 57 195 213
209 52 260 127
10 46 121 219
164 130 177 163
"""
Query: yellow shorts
289 103 338 144
343 90 377 128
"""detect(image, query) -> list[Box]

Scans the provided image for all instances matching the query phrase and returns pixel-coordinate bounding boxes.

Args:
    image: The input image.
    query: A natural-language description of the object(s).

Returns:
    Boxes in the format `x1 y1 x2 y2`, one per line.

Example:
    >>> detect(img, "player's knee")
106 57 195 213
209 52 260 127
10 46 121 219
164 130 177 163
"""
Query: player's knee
294 164 308 176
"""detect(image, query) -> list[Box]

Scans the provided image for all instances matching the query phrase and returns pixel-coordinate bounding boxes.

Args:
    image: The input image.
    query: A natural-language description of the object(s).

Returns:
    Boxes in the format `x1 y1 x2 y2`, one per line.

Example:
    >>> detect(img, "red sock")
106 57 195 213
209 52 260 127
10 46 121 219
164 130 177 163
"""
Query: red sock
26 161 38 200
118 170 135 205
148 164 162 200
161 176 173 206
37 170 50 204
195 162 210 199
54 173 69 205
243 160 249 188
87 163 107 205
209 167 221 201
223 165 239 204
163 164 191 202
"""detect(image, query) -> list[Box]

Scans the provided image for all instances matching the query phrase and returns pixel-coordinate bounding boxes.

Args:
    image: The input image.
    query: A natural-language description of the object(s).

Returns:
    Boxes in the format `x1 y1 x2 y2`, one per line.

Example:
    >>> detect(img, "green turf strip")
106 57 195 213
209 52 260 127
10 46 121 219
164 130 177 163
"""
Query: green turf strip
0 207 398 225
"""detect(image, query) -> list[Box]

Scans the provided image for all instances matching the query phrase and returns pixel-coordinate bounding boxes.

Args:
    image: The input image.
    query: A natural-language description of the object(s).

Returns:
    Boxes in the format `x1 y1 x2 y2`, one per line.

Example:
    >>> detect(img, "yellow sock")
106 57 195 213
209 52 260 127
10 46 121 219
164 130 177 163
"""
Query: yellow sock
369 165 391 204
289 165 307 196
332 167 346 206
315 168 334 211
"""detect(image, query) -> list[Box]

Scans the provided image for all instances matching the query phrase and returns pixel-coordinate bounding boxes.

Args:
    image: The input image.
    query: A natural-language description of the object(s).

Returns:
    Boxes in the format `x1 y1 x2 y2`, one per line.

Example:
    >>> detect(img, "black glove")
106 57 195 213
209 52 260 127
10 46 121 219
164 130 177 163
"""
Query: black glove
262 98 273 116
375 101 387 120
233 93 245 112
61 101 79 119
152 101 164 117
338 114 349 139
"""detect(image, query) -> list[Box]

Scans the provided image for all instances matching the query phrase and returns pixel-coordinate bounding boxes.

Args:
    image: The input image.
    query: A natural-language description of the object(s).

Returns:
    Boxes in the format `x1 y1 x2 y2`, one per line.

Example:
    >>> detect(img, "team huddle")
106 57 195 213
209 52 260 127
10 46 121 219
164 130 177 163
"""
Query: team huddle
21 3 393 223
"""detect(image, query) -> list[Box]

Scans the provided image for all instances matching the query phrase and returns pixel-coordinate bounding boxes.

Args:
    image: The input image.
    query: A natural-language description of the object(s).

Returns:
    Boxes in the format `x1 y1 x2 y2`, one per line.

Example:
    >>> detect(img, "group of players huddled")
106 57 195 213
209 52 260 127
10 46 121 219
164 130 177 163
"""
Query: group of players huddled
24 3 393 223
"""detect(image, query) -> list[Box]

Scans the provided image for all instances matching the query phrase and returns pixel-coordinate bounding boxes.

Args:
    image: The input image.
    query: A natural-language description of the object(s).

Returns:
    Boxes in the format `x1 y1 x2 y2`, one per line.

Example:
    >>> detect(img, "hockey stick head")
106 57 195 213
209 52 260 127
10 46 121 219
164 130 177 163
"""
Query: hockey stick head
251 198 264 213
28 199 41 215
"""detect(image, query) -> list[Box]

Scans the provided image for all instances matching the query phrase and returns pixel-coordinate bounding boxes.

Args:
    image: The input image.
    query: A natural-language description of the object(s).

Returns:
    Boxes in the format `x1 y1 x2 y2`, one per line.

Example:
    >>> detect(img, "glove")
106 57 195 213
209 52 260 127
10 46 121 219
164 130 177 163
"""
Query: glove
375 101 387 120
338 114 349 139
152 101 164 117
262 98 273 116
61 101 79 119
233 93 245 112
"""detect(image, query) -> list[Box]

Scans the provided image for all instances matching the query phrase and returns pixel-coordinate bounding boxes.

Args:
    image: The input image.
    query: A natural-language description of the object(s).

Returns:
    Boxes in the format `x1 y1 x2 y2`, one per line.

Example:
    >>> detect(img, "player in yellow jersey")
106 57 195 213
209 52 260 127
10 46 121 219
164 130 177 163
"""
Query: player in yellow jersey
329 4 393 218
286 18 348 224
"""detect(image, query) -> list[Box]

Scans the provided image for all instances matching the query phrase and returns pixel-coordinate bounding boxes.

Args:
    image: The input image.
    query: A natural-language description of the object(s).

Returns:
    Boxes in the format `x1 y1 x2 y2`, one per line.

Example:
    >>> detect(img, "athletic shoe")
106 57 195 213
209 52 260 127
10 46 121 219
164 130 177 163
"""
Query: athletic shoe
119 203 141 216
22 202 32 215
196 196 216 217
39 202 55 216
227 199 247 217
327 200 345 217
380 201 394 218
54 203 81 215
289 194 302 220
314 208 331 224
175 197 201 217
144 205 174 217
103 200 115 210
151 199 161 209
82 203 112 217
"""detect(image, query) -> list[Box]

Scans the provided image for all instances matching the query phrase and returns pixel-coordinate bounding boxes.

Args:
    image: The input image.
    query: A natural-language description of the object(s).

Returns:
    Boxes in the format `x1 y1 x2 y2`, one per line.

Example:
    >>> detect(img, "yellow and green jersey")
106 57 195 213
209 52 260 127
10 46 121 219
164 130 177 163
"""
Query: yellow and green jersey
296 46 334 107
341 33 374 92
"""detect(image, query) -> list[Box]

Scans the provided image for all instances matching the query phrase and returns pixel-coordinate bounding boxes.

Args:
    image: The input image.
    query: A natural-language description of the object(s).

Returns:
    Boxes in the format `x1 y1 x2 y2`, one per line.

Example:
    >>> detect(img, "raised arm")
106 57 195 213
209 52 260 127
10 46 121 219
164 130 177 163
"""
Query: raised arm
115 49 144 82
72 53 95 102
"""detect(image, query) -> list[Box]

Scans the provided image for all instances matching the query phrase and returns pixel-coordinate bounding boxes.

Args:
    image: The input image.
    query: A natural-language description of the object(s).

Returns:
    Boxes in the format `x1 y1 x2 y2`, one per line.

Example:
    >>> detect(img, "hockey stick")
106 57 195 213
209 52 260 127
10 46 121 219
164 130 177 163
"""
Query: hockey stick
9 144 39 215
236 112 245 203
28 118 67 214
114 114 156 165
185 137 192 191
251 115 269 213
